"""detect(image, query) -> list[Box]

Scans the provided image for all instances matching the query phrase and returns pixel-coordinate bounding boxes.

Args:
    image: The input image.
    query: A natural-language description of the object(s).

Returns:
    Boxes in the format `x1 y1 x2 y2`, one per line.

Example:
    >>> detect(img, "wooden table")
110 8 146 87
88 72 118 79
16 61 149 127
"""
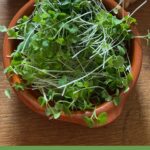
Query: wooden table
0 0 150 146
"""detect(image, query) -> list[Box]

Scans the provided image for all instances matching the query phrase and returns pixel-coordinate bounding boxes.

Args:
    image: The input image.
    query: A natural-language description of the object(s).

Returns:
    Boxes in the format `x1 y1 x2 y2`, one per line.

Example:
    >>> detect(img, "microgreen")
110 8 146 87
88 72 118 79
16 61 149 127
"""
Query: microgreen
0 25 7 32
1 0 148 126
13 83 25 91
97 112 108 125
83 116 95 128
83 111 108 128
4 89 11 99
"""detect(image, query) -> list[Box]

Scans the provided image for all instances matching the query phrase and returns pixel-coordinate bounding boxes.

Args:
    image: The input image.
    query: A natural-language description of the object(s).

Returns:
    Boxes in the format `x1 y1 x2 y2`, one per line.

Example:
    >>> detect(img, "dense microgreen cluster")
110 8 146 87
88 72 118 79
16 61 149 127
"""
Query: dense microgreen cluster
1 0 138 125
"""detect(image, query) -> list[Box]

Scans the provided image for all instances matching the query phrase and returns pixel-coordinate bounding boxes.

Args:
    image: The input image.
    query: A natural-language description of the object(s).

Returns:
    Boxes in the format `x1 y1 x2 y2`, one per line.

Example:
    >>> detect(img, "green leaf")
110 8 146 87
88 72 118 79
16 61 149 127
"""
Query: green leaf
72 92 79 100
63 23 78 34
22 16 29 22
62 103 71 114
83 81 89 88
54 112 61 119
125 16 137 24
114 56 124 68
127 73 133 83
97 112 108 125
115 89 120 96
83 116 94 128
117 46 126 56
13 83 25 91
41 13 49 19
58 76 67 86
45 105 61 119
45 107 53 116
33 15 41 23
47 89 55 100
76 81 84 88
11 52 23 66
147 31 150 39
7 29 18 38
69 26 79 34
0 25 7 32
124 87 130 93
42 40 49 47
4 66 13 74
55 102 63 111
48 10 55 17
38 96 47 106
4 89 11 99
57 12 67 20
113 96 120 106
56 38 65 45
101 90 112 101
118 66 125 72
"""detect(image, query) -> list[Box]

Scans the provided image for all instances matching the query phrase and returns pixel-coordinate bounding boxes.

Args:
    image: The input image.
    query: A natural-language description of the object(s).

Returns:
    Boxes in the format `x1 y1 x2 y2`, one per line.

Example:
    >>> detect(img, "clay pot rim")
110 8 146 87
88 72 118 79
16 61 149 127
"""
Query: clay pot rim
2 0 142 126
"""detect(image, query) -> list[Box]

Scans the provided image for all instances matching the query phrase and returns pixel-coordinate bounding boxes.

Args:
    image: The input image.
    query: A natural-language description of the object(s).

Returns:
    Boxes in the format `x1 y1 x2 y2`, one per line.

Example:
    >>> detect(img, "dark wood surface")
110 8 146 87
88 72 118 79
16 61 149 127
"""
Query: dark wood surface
0 0 150 146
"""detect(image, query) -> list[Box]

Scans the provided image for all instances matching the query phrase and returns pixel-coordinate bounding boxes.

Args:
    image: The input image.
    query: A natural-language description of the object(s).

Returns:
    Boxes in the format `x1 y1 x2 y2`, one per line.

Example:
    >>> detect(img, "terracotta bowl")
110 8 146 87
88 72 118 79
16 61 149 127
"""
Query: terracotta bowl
2 0 142 127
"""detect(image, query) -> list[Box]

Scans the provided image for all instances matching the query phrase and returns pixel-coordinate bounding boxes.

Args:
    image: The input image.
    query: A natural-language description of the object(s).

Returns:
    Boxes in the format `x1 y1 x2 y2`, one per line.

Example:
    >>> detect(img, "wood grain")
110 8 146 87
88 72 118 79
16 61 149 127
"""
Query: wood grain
0 0 150 146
